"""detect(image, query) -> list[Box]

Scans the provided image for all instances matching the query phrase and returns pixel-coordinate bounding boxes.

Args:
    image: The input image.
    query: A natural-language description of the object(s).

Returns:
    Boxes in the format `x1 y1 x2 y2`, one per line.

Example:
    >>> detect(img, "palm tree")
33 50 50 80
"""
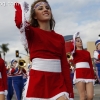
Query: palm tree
0 43 9 61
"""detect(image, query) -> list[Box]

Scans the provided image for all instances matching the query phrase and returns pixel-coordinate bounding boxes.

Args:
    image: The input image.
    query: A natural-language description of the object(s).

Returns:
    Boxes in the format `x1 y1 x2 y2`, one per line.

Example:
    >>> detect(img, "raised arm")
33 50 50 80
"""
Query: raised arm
14 2 30 49
14 3 22 29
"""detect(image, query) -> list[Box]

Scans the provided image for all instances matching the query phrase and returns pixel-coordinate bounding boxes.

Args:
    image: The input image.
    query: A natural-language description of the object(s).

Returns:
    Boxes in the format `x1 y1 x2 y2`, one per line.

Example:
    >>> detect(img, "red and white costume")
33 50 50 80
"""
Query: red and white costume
73 50 95 84
71 32 95 84
14 2 74 100
0 58 8 95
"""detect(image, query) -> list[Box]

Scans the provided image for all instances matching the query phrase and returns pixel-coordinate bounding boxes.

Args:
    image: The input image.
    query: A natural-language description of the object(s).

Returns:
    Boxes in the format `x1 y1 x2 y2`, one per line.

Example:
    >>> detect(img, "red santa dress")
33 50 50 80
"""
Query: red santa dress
14 2 74 100
0 58 8 95
70 32 95 84
73 50 95 84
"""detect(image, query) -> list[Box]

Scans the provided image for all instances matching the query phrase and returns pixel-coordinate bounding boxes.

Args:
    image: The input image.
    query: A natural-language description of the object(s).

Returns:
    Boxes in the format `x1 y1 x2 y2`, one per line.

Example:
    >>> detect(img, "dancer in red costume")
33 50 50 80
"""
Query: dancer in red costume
0 54 8 100
70 32 95 100
14 0 74 100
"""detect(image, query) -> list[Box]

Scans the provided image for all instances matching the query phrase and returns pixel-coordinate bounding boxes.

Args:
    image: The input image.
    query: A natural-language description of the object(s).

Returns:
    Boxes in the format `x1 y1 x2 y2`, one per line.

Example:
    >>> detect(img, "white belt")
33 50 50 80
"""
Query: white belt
76 62 90 68
32 58 61 72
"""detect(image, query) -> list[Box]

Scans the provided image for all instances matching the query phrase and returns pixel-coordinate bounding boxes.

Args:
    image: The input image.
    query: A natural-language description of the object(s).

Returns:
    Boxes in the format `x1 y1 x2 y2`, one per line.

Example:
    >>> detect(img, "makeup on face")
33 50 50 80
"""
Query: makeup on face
33 2 49 10
75 38 82 43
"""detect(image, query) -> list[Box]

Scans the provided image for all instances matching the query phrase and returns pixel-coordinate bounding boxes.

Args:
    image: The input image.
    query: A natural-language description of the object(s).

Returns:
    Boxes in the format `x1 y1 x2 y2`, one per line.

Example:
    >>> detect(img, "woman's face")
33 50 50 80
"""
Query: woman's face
97 43 100 50
13 61 17 67
75 37 83 49
34 2 51 22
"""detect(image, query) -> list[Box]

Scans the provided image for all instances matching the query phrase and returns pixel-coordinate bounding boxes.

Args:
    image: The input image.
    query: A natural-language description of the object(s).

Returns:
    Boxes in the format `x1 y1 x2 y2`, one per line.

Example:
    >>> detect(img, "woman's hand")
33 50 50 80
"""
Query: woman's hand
14 3 22 29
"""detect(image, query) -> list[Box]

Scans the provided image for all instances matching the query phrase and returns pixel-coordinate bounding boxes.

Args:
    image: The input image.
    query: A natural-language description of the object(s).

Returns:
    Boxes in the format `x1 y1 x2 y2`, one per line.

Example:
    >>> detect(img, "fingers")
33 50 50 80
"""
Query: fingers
15 2 20 6
14 2 21 10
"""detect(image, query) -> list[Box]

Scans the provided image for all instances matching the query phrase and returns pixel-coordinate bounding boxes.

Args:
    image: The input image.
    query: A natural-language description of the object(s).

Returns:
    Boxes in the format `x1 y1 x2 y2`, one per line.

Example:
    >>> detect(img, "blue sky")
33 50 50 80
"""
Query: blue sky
0 0 100 61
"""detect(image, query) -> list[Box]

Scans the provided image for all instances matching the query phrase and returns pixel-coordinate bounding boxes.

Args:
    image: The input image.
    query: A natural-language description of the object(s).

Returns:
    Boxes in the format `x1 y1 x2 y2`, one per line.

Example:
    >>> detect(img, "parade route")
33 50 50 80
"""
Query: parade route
74 84 100 100
10 84 100 100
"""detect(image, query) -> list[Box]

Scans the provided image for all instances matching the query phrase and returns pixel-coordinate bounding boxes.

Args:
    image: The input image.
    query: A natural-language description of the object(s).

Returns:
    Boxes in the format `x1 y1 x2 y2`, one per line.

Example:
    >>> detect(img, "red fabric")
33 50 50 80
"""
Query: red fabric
65 41 74 53
25 28 74 98
14 3 22 29
73 50 95 79
11 68 15 74
27 69 67 98
14 4 74 98
70 41 74 52
11 67 26 76
25 27 67 61
76 68 94 79
69 59 74 63
98 54 100 59
60 37 74 98
0 58 8 91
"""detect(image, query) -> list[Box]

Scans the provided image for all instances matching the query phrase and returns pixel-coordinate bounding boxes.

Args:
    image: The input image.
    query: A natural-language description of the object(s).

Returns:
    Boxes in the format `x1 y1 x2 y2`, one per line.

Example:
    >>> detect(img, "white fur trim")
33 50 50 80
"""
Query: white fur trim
20 29 28 49
69 98 74 100
23 76 69 100
76 62 90 68
23 92 69 100
19 2 29 49
93 50 99 60
73 71 95 84
32 58 61 72
0 90 8 95
95 42 100 46
4 90 8 95
0 91 4 95
72 32 80 54
74 79 95 84
0 72 2 78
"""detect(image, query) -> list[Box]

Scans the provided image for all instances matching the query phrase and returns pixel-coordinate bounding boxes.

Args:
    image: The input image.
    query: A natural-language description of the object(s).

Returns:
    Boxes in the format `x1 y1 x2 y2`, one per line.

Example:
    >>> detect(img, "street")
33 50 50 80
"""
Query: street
10 84 100 100
74 84 100 100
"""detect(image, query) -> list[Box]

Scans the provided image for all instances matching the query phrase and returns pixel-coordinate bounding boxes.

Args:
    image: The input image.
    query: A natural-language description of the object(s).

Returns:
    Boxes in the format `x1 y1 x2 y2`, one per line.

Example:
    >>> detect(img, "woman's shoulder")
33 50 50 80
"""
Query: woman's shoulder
76 49 89 53
54 32 64 40
0 58 4 64
82 49 90 55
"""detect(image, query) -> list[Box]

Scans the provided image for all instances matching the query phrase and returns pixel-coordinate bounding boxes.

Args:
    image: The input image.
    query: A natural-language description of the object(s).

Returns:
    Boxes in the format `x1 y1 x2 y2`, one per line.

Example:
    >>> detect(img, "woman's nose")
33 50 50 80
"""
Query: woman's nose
43 6 48 11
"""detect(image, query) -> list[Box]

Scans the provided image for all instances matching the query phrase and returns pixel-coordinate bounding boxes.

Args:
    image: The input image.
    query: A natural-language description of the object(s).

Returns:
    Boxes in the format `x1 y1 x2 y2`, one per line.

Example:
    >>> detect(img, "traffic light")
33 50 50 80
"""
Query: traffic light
15 50 19 57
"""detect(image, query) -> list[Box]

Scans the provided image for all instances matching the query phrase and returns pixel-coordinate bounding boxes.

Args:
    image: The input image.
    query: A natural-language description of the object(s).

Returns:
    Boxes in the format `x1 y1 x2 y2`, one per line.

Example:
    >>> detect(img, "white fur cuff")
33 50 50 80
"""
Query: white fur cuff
69 98 74 100
4 90 8 95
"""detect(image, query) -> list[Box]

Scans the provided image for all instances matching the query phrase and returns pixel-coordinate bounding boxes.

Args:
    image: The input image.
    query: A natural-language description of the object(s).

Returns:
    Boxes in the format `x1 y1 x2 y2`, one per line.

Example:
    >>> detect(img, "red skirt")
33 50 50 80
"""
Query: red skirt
0 80 5 95
23 69 69 99
73 68 95 84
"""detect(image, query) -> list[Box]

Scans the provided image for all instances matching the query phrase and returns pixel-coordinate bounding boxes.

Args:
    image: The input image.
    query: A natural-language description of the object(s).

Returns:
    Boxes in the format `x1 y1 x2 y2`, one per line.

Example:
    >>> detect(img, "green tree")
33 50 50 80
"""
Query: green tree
0 43 9 61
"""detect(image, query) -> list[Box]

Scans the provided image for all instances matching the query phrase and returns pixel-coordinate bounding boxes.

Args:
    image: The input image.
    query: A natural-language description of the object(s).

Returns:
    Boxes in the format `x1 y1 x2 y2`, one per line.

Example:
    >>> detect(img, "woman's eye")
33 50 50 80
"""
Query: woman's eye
38 8 42 10
38 7 43 10
46 6 50 9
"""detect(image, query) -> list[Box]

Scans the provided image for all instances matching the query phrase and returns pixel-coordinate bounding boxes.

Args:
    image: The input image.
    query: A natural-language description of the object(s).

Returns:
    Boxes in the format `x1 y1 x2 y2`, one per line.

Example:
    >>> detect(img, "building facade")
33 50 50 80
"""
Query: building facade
87 41 96 58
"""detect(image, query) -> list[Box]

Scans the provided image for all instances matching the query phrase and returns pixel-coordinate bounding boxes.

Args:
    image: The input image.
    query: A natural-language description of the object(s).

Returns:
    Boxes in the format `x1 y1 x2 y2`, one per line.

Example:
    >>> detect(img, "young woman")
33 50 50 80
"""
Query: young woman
14 0 74 100
93 35 100 83
0 54 8 100
70 32 95 100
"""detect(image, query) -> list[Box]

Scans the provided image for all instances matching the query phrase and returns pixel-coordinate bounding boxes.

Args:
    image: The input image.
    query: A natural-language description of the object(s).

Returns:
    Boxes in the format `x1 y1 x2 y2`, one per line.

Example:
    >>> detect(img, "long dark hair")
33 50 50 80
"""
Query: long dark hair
0 53 1 58
75 37 84 50
29 0 55 30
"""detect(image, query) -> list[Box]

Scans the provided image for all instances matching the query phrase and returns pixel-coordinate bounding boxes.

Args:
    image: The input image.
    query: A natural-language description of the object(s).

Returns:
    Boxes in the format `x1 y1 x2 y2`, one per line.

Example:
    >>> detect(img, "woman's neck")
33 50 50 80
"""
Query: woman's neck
76 47 83 50
38 21 50 31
